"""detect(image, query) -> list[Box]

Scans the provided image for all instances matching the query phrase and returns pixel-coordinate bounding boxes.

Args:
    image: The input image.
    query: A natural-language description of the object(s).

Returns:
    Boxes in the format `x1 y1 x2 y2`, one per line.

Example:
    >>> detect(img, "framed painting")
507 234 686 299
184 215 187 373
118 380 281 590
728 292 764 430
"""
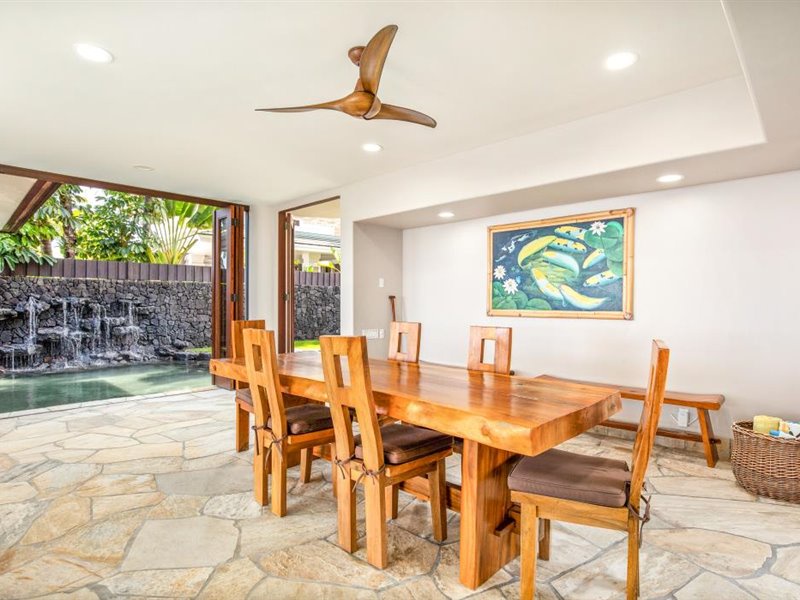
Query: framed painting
487 208 634 320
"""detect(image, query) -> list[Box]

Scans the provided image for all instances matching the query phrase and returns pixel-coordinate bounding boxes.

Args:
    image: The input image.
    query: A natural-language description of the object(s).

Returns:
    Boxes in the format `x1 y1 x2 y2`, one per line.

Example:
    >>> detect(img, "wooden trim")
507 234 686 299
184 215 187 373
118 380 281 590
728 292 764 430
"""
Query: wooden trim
277 195 340 353
0 163 243 211
487 207 634 320
2 179 61 232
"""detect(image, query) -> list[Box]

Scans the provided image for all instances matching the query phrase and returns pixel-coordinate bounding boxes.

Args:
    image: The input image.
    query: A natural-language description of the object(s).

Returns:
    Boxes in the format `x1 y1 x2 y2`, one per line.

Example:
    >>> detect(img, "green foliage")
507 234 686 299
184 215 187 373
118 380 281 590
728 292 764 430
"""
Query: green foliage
75 191 155 261
526 298 551 310
583 220 625 276
0 222 57 272
146 200 214 265
492 281 505 297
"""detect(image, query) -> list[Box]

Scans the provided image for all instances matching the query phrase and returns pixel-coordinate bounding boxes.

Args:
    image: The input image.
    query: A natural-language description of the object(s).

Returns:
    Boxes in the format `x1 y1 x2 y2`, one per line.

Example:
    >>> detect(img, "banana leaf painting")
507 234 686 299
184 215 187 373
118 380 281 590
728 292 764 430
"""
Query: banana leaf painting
488 209 634 320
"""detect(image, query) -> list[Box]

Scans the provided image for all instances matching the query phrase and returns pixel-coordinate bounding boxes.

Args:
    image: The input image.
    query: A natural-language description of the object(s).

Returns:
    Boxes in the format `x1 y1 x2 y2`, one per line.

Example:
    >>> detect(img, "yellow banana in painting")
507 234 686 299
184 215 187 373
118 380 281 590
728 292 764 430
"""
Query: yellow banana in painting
558 284 608 309
583 270 621 287
548 238 587 254
532 269 564 303
554 225 586 241
583 248 605 269
541 250 580 276
517 235 556 266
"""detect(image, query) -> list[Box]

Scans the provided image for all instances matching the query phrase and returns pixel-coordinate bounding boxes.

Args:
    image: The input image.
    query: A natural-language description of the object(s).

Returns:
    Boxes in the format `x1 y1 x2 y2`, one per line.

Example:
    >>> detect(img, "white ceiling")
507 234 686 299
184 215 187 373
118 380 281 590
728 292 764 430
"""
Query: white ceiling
0 1 743 209
0 174 37 222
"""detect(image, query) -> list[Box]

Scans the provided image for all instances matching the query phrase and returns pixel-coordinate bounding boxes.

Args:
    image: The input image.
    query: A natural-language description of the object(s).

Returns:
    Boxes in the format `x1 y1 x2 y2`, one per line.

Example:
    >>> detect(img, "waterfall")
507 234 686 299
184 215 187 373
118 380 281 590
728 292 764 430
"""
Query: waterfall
26 296 38 346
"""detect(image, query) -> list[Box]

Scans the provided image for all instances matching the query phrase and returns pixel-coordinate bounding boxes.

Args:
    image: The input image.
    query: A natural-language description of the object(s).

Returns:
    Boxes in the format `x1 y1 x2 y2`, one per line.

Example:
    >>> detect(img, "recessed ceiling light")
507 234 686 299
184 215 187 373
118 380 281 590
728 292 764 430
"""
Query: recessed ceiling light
74 43 114 64
604 51 638 71
438 211 455 219
133 165 154 171
657 173 684 184
362 143 383 153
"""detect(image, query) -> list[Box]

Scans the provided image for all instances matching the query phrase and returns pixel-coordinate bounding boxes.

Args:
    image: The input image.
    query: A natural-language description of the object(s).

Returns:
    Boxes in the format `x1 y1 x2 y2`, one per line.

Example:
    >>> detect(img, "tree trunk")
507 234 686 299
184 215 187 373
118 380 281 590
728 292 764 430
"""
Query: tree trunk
59 194 77 258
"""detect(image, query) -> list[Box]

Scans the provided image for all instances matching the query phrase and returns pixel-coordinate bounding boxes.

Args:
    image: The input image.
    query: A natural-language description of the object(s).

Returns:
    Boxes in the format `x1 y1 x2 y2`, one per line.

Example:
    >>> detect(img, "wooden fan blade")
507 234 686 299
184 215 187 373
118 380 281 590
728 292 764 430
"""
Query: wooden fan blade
359 24 398 95
257 92 374 117
255 100 342 113
369 103 437 128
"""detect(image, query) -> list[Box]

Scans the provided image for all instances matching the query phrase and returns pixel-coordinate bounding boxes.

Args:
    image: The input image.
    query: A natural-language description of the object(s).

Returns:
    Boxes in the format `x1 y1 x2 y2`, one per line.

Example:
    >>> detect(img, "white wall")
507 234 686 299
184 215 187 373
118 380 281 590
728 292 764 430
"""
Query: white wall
353 222 403 357
402 170 800 435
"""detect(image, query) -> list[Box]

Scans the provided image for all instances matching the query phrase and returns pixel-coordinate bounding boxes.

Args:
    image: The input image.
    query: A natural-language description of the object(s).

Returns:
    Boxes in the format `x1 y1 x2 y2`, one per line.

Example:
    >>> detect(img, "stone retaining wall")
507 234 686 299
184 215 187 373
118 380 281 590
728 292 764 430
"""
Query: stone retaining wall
294 284 340 340
0 276 211 369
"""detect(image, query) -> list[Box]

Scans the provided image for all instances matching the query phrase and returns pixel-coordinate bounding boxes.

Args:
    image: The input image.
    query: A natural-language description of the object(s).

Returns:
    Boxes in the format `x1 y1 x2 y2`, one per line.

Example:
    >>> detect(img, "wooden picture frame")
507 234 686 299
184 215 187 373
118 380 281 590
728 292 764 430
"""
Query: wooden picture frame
487 208 634 320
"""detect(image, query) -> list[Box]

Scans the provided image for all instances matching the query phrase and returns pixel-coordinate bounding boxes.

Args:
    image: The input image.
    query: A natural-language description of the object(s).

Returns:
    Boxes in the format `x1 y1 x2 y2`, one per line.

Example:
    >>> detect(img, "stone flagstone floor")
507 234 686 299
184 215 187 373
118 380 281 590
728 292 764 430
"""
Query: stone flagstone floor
1 388 799 599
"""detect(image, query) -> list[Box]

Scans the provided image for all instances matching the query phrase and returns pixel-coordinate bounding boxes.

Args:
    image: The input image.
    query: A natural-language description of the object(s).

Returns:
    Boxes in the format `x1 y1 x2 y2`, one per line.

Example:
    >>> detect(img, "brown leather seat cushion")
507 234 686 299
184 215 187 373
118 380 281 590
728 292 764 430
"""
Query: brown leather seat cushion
267 404 334 435
355 423 452 465
508 448 631 508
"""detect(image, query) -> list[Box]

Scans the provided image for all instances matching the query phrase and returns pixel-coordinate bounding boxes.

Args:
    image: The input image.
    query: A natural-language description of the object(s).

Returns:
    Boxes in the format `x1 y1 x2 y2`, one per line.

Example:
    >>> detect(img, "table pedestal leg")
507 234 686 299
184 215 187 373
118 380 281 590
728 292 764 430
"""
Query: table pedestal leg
459 440 520 589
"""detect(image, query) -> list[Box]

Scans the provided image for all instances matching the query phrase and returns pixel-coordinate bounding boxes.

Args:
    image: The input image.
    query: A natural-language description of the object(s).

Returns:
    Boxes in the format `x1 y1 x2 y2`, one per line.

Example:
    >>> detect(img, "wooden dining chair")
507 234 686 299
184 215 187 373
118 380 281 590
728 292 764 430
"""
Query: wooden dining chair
320 335 452 569
243 328 337 516
387 321 421 364
232 319 265 452
508 340 670 600
467 326 512 374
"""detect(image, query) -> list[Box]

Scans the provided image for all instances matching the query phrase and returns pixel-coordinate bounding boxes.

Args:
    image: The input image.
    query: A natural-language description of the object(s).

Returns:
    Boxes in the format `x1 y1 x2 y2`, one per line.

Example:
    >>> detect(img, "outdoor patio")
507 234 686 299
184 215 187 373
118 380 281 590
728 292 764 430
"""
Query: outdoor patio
1 391 798 600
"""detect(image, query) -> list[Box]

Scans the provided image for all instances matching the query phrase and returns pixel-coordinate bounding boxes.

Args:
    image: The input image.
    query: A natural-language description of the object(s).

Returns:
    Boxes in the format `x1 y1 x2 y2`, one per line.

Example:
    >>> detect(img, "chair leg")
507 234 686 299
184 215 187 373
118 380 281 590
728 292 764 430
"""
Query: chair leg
519 502 538 600
386 484 399 520
430 459 448 542
252 432 269 506
697 408 719 468
299 448 313 483
627 516 640 600
330 443 338 498
235 401 250 452
364 475 388 568
539 518 551 561
336 462 357 554
271 444 287 517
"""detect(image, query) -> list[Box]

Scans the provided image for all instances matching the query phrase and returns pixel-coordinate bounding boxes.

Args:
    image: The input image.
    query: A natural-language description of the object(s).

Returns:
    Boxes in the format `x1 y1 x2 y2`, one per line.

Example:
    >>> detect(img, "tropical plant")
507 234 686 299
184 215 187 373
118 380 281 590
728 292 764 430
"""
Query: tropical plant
145 200 214 265
33 184 85 257
75 191 156 261
0 221 58 272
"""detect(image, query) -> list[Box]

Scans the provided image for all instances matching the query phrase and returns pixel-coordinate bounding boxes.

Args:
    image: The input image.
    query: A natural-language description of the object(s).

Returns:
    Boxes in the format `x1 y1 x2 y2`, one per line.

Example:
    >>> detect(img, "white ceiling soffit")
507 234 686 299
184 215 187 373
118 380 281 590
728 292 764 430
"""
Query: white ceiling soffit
0 174 38 226
0 1 746 206
292 198 340 219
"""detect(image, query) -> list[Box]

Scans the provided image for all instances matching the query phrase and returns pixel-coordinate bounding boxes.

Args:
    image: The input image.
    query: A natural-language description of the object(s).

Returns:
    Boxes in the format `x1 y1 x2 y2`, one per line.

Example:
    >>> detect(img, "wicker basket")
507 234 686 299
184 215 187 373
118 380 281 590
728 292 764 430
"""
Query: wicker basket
731 421 800 503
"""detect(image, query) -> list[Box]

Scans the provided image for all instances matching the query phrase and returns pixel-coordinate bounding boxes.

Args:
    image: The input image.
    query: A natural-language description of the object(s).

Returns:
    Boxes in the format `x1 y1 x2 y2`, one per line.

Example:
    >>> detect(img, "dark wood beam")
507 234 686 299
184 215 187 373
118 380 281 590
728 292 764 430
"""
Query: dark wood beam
2 179 61 233
0 163 244 212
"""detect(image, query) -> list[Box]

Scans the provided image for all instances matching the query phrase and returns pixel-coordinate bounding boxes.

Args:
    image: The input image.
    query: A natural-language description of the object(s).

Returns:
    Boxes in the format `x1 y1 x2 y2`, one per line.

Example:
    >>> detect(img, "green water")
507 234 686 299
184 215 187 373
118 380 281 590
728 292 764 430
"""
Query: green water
0 362 212 414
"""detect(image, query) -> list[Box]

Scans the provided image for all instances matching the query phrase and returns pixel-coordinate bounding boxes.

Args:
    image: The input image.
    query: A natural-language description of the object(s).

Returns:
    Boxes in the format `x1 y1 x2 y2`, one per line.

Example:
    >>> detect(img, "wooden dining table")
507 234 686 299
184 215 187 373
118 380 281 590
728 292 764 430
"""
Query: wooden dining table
209 351 621 589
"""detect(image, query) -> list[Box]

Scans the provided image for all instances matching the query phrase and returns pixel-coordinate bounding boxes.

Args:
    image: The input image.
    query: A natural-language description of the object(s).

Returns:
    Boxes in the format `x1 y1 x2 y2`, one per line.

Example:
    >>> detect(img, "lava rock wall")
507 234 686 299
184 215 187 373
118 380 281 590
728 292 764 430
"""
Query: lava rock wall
0 276 211 368
294 283 340 340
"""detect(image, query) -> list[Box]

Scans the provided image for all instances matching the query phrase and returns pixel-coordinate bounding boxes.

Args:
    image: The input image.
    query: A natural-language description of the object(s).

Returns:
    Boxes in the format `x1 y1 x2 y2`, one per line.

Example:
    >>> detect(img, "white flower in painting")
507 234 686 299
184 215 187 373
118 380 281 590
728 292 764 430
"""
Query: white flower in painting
503 278 518 295
493 265 507 280
589 221 607 236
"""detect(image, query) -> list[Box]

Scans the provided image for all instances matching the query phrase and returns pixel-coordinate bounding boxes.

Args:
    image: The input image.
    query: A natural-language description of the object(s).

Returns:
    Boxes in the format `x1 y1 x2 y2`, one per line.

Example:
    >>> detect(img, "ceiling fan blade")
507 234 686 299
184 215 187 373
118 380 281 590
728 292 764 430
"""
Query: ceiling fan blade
255 99 342 113
359 24 398 95
369 103 437 128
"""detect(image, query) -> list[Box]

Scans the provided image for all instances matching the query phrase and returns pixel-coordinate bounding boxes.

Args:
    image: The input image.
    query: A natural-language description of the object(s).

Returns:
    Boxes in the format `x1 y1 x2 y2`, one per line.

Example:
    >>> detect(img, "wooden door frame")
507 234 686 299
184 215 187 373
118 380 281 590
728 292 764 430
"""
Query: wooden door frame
211 204 246 388
277 195 339 354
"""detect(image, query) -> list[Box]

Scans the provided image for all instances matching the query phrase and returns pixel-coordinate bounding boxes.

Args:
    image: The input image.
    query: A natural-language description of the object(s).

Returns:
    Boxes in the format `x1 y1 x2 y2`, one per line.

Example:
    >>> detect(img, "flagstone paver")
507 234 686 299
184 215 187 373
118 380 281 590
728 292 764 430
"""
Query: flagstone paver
1 387 798 599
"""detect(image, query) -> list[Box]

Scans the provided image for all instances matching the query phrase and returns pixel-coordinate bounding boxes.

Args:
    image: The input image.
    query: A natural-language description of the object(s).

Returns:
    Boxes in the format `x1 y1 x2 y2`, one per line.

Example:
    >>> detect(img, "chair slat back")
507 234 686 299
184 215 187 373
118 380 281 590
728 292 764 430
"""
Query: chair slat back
467 326 512 374
233 320 266 390
387 321 421 364
242 329 287 436
320 336 384 472
629 340 670 507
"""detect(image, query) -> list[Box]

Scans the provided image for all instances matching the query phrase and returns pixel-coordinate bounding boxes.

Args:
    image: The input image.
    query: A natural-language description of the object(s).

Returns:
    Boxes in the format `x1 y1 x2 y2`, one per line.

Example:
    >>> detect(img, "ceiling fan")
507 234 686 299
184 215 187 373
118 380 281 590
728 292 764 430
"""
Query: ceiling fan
256 24 436 128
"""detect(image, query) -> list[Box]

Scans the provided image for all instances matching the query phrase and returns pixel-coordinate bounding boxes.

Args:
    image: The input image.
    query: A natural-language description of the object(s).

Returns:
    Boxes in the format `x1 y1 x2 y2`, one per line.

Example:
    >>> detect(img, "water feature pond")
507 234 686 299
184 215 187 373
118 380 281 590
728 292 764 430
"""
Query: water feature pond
0 361 212 414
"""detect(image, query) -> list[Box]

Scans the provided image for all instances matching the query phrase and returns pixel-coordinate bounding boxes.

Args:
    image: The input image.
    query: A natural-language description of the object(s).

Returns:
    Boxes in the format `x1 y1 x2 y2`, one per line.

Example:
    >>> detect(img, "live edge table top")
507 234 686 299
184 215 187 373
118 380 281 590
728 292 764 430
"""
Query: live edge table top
210 352 621 457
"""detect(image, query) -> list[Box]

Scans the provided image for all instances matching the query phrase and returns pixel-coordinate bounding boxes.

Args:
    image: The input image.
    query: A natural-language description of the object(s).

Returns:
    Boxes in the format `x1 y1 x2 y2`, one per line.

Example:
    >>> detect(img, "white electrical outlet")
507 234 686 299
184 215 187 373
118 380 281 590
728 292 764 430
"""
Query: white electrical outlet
361 329 380 340
378 278 385 288
378 329 385 339
677 408 690 427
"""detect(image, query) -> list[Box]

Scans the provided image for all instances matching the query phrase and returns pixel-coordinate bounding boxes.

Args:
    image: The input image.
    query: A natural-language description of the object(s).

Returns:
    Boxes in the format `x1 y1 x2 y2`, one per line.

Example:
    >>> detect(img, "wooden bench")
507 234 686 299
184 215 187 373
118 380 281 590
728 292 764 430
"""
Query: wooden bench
538 375 725 467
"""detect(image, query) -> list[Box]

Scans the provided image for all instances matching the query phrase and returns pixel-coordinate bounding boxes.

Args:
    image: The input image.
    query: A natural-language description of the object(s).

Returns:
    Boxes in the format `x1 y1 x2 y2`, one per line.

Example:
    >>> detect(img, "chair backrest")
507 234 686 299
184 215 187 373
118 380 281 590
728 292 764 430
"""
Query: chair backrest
242 328 287 436
233 320 266 390
467 326 512 374
320 335 384 472
628 340 670 508
387 321 421 364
